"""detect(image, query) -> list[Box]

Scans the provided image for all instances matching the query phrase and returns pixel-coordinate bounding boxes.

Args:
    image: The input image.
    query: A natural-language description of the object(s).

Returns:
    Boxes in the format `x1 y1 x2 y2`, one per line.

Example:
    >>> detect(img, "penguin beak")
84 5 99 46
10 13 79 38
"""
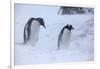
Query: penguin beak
42 25 46 29
44 25 46 29
71 27 74 30
72 27 74 29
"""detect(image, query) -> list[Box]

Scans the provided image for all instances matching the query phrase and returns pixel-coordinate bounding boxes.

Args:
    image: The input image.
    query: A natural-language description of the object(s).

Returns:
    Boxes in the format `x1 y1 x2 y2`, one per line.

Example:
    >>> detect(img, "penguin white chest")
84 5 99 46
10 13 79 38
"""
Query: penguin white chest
61 29 71 48
28 20 40 46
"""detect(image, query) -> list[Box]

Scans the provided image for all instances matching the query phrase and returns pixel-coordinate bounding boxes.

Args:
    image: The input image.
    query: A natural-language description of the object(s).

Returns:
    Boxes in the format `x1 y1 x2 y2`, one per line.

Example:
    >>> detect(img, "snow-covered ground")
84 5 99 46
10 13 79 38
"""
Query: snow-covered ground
15 4 94 65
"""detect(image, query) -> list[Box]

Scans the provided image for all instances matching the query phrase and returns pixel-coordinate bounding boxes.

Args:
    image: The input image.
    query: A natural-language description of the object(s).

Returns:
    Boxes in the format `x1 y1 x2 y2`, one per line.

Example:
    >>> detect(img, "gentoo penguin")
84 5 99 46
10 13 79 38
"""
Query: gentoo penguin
58 24 74 49
23 17 46 46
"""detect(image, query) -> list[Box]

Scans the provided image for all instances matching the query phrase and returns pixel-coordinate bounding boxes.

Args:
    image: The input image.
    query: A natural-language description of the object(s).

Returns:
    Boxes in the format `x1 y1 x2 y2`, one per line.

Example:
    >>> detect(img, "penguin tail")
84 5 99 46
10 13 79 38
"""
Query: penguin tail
57 45 60 50
15 42 26 45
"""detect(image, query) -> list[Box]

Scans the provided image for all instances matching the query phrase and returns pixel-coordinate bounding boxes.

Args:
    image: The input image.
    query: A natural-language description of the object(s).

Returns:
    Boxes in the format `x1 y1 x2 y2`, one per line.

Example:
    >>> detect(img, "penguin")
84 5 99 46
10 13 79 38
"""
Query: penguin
23 17 46 46
58 24 74 49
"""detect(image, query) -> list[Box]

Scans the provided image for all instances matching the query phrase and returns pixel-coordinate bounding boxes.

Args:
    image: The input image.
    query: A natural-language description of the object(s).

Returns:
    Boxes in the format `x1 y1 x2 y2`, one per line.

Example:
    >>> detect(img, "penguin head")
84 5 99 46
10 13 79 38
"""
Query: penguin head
36 18 46 28
27 17 35 25
65 24 74 31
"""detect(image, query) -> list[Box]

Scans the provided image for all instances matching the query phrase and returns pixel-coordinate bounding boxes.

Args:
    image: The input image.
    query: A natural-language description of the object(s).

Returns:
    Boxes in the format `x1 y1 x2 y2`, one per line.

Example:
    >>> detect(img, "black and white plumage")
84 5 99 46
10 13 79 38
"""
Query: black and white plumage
23 17 46 46
58 24 74 49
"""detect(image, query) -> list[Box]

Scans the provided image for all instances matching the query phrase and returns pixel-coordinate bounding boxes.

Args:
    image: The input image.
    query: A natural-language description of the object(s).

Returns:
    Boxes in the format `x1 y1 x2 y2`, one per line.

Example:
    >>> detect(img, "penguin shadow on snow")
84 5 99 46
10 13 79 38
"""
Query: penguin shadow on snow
16 17 46 46
57 24 74 50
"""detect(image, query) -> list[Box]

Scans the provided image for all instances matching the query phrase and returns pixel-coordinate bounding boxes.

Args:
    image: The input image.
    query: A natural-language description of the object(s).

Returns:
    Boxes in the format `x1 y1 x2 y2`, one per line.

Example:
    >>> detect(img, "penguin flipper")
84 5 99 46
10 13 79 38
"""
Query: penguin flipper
58 31 63 49
23 17 35 44
58 27 65 49
24 23 28 43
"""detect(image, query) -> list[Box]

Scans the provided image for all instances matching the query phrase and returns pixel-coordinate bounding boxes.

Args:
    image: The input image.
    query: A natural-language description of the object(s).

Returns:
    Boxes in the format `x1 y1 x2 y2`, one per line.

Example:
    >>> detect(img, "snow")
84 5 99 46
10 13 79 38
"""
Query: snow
15 4 94 65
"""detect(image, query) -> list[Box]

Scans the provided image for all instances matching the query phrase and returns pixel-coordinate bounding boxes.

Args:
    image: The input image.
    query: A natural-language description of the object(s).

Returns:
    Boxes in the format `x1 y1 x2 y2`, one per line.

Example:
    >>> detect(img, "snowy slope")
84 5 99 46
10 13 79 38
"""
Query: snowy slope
15 4 94 65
